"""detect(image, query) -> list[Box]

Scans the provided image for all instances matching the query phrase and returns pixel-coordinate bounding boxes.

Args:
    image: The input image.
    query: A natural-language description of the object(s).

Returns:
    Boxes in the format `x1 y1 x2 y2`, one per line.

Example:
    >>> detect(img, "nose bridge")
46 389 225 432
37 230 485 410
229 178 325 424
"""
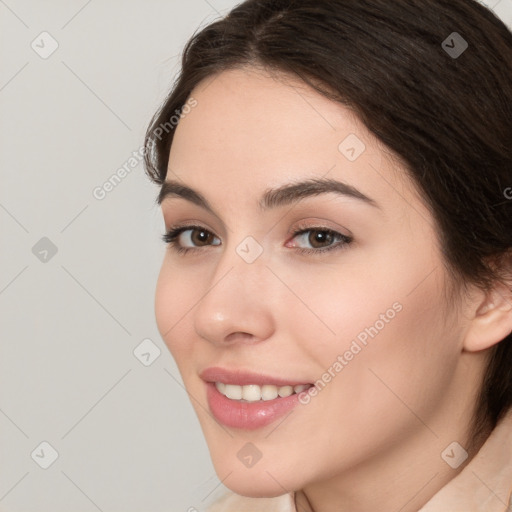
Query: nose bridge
192 235 275 344
214 233 270 290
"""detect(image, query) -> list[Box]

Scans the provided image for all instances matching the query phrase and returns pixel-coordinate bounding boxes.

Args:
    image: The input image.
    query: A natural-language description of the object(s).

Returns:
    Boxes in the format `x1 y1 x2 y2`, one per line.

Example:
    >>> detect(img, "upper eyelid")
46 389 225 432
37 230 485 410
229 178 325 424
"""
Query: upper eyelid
165 220 219 236
165 213 350 231
159 190 372 234
167 223 344 233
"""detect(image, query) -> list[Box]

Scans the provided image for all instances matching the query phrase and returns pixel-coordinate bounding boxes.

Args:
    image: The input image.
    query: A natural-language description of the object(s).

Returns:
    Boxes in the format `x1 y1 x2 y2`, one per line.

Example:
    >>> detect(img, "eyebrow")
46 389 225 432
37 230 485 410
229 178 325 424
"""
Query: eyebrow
157 177 380 212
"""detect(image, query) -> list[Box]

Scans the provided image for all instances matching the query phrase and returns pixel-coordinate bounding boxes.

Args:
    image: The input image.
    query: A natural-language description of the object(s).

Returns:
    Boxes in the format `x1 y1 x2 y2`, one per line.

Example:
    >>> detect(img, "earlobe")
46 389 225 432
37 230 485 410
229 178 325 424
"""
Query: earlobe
463 282 512 352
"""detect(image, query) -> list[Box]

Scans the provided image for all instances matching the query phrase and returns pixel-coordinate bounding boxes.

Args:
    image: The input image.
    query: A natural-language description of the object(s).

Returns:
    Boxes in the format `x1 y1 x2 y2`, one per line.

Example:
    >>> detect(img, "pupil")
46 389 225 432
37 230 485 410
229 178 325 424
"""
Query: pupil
193 230 209 245
310 230 332 248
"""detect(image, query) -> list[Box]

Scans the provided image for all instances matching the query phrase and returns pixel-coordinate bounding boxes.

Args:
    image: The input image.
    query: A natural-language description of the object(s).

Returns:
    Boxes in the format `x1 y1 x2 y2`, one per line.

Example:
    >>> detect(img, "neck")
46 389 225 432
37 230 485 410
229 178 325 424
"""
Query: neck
293 406 490 512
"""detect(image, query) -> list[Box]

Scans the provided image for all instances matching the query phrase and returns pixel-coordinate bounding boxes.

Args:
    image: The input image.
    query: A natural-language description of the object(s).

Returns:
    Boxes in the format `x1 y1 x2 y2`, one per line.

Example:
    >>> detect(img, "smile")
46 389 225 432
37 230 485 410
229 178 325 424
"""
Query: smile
200 366 315 429
214 382 312 402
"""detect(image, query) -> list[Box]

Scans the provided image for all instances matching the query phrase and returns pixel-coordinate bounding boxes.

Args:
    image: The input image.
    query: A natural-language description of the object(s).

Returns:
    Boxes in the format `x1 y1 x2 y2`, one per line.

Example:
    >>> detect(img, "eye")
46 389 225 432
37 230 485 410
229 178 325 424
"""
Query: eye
287 227 352 254
162 225 221 254
162 224 352 256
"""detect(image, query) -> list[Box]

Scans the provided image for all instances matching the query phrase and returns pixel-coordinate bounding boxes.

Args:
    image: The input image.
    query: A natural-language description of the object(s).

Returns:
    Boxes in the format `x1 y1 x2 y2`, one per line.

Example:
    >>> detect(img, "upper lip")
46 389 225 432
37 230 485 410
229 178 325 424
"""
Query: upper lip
200 366 312 387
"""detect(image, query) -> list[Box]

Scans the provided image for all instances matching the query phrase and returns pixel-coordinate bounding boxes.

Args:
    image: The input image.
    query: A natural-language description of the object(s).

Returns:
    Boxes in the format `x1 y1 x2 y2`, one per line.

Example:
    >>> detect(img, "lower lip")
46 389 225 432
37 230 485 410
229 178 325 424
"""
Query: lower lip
205 382 305 430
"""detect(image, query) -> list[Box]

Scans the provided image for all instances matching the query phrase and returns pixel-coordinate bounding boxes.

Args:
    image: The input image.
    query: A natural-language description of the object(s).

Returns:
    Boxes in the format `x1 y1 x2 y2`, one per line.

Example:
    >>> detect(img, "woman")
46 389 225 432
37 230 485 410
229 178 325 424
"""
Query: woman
144 0 512 510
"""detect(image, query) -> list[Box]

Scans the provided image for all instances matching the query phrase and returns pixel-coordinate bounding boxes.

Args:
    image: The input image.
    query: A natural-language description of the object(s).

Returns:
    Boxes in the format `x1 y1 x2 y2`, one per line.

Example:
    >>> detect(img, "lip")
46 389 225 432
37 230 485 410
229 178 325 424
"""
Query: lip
199 366 311 387
200 367 313 430
205 382 307 430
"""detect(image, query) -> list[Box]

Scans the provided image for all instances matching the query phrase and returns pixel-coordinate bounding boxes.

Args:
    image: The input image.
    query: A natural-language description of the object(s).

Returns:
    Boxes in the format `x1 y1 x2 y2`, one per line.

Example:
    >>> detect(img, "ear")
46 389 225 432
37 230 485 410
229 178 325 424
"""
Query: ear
463 280 512 352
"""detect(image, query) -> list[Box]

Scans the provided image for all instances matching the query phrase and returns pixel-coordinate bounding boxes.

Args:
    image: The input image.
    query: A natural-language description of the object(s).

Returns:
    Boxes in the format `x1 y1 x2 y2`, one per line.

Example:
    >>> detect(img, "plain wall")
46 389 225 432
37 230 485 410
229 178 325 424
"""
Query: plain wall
1 1 511 511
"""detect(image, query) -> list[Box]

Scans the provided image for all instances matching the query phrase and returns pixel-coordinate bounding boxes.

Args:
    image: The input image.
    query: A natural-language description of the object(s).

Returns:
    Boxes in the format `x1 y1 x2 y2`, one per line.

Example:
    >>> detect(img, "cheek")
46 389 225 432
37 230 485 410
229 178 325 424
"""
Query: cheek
154 261 197 361
282 239 458 418
312 268 458 439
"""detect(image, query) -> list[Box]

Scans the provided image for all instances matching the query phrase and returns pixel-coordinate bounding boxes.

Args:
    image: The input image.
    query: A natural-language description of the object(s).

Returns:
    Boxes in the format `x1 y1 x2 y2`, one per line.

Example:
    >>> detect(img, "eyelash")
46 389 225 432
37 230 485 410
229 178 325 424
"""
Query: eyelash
161 223 353 256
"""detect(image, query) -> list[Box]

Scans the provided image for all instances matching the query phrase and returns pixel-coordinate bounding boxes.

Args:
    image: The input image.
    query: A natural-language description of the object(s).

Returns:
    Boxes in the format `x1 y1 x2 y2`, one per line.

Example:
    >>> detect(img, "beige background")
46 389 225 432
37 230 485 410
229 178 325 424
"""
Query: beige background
1 1 511 510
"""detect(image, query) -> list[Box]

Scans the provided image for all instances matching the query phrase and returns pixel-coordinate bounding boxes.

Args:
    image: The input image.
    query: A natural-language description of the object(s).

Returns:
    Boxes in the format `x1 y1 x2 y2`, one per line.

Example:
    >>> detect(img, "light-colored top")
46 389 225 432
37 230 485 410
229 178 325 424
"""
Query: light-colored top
206 408 512 511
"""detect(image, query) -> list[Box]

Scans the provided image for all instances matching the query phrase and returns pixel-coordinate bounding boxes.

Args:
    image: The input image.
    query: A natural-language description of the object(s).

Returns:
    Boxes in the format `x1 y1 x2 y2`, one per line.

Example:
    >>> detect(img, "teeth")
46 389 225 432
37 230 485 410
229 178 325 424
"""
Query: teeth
261 384 278 400
224 384 242 400
214 382 310 402
278 385 293 397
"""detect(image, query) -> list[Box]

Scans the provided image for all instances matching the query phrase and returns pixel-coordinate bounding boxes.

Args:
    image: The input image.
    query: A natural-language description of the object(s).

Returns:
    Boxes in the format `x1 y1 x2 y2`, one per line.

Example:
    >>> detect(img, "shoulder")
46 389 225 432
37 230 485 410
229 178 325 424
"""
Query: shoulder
419 408 512 511
205 490 295 512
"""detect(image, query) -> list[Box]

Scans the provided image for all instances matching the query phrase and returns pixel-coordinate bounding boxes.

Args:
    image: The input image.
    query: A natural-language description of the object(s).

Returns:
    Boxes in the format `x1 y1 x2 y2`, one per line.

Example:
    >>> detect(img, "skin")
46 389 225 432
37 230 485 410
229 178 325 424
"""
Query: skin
154 67 511 512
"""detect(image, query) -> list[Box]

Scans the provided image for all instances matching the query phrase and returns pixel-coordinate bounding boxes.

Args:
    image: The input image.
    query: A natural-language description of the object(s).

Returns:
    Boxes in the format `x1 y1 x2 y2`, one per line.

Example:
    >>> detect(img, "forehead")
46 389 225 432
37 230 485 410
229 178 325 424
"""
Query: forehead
167 67 424 218
172 67 369 165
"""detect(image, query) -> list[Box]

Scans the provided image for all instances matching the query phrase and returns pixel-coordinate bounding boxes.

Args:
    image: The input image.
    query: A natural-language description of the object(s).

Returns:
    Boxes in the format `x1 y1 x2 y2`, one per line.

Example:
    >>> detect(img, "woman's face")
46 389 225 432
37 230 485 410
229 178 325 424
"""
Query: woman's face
155 67 476 497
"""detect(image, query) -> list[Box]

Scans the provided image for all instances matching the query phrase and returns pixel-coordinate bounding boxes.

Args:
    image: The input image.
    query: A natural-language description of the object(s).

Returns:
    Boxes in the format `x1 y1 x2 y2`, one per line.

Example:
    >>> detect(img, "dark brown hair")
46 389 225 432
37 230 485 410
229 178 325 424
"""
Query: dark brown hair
144 0 512 445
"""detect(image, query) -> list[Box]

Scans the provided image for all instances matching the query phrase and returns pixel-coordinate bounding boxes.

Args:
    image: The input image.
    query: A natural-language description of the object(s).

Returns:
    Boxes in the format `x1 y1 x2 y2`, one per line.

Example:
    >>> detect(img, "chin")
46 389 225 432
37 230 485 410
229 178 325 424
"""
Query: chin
221 476 291 498
208 451 298 498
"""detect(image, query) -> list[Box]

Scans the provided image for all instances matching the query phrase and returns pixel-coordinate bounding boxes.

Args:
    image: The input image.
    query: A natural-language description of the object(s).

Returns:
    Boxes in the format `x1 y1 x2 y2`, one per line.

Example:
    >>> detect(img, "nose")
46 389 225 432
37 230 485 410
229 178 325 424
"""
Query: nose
193 244 276 347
